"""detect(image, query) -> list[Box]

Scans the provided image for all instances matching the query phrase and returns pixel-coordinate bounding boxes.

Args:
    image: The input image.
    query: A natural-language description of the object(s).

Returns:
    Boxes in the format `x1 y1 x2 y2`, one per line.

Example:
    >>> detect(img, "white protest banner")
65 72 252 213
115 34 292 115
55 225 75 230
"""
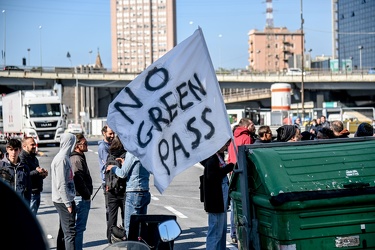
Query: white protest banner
107 28 232 193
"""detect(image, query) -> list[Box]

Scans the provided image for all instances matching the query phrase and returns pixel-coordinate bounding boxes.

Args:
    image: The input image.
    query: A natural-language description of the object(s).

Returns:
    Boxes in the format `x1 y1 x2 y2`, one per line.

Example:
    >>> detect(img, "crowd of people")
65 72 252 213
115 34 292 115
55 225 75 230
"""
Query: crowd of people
0 116 373 250
200 116 374 249
0 125 150 249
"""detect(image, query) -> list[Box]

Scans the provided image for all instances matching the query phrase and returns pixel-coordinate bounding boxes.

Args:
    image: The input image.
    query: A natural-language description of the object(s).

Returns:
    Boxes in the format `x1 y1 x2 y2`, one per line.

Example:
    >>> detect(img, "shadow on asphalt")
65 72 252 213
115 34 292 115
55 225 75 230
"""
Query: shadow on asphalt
84 239 109 248
173 226 207 249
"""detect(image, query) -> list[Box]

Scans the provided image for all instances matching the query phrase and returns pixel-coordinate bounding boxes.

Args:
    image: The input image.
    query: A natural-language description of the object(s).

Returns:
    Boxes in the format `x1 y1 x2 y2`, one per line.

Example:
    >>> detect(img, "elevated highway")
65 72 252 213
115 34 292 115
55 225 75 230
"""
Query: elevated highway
1 70 374 118
1 70 375 90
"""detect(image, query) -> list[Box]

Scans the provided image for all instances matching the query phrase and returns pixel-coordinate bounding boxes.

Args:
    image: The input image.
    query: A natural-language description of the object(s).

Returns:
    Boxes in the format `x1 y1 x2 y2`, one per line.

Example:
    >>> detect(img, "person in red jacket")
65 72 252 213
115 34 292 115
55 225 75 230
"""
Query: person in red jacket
227 118 256 164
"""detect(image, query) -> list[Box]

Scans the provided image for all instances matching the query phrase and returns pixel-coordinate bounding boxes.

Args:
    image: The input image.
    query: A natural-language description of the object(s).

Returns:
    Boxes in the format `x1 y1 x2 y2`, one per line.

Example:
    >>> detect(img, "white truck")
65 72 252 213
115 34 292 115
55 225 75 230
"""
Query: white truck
2 85 67 145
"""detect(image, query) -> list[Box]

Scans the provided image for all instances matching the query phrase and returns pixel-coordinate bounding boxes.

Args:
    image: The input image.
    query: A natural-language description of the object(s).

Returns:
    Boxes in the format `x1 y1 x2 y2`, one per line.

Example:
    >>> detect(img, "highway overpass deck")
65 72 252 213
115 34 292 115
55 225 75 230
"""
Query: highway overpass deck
1 70 375 90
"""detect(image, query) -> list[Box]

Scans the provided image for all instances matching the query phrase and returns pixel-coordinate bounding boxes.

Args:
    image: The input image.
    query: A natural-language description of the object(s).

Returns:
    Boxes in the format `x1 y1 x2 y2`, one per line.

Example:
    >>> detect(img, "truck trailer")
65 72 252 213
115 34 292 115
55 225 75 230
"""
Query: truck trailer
2 86 67 145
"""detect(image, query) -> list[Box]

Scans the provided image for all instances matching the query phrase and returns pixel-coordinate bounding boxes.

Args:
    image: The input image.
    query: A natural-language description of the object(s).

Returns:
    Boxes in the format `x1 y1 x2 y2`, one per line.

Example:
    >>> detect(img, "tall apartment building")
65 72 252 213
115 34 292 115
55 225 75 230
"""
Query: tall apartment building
248 27 304 73
110 0 177 73
332 0 375 70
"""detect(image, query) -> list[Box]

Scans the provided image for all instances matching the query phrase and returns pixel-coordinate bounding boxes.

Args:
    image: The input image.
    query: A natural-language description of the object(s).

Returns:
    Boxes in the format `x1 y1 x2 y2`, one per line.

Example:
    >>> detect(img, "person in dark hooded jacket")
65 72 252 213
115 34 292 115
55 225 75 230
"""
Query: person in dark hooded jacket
104 136 126 243
201 140 234 250
0 138 31 204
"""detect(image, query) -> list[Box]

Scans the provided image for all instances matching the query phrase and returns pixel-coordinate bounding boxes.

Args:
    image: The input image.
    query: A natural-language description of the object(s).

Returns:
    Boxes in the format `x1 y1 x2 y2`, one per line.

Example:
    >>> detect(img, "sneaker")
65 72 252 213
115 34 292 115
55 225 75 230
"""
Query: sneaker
231 237 237 244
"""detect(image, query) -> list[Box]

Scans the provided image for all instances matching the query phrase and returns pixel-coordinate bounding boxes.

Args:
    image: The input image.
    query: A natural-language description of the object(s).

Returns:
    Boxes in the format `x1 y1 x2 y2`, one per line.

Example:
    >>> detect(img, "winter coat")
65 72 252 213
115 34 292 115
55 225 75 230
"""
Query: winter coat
19 150 44 193
0 155 32 203
201 153 234 213
70 151 93 200
227 126 253 164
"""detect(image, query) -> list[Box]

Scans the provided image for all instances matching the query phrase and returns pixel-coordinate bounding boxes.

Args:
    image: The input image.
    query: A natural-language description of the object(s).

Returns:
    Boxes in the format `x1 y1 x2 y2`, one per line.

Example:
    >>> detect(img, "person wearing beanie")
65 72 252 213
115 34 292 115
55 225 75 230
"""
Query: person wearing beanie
276 125 302 142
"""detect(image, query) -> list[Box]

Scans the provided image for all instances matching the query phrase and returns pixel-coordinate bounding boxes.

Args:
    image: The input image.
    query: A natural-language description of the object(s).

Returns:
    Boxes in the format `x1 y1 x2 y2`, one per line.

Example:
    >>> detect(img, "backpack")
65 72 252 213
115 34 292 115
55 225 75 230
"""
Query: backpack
105 152 126 194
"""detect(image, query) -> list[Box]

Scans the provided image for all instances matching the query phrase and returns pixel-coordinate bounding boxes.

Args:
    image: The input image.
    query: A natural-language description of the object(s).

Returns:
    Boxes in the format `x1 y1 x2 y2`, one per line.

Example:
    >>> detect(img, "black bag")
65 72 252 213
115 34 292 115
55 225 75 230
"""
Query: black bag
105 169 126 194
110 225 127 243
105 152 127 194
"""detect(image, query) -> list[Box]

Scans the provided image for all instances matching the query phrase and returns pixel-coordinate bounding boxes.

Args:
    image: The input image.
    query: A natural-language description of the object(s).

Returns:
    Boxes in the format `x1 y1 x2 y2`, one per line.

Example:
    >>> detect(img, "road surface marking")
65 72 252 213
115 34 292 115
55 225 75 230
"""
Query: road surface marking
164 206 188 218
151 194 159 201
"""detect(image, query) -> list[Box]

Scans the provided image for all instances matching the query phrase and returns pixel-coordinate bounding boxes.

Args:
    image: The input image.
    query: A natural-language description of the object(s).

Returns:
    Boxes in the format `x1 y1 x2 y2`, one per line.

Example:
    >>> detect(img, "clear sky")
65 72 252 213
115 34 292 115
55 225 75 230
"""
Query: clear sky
0 0 332 71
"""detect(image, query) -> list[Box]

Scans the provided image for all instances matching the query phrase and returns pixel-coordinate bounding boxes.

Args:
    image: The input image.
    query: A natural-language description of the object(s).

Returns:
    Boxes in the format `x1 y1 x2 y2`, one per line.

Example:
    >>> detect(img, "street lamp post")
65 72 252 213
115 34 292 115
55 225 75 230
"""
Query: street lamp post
2 10 6 67
67 51 79 124
308 49 312 69
300 0 305 118
218 34 222 74
88 50 92 65
27 48 30 66
39 25 42 72
358 45 363 73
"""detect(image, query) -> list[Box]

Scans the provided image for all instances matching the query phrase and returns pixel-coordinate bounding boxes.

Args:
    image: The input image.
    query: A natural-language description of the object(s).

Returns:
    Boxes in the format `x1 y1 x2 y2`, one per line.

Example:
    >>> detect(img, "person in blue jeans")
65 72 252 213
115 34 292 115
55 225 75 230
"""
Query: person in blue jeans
200 140 234 250
19 137 48 215
70 133 93 250
107 151 150 236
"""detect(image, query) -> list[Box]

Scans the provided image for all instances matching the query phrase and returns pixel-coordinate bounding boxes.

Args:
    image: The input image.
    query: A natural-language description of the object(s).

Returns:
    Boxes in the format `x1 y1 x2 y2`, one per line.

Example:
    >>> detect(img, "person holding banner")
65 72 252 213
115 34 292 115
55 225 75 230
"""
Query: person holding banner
200 140 234 250
106 151 150 237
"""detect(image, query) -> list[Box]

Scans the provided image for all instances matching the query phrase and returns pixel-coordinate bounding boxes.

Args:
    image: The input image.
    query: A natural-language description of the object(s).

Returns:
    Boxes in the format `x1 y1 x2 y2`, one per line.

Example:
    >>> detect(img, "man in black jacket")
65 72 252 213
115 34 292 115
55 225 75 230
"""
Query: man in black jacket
0 138 32 204
70 133 93 250
200 140 234 250
19 137 48 215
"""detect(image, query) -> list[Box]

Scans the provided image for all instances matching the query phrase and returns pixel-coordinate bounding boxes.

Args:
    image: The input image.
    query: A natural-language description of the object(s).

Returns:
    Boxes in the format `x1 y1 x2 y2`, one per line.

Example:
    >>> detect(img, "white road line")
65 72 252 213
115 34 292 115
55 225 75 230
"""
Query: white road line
164 206 188 219
151 194 159 201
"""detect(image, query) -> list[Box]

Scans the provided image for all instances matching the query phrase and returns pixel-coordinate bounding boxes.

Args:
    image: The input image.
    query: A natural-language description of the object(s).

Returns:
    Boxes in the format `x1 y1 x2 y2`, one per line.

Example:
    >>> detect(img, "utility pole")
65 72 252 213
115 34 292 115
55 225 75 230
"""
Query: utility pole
300 0 305 118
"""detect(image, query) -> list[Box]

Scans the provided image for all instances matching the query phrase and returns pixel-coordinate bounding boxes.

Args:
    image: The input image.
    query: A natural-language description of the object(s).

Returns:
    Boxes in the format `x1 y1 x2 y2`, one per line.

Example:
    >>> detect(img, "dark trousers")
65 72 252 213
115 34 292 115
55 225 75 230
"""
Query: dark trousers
107 191 125 243
102 183 109 221
54 201 76 250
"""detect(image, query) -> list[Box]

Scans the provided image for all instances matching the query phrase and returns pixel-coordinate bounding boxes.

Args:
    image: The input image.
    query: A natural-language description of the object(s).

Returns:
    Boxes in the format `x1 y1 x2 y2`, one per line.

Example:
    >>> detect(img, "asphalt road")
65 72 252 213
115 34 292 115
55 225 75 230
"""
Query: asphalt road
35 138 239 250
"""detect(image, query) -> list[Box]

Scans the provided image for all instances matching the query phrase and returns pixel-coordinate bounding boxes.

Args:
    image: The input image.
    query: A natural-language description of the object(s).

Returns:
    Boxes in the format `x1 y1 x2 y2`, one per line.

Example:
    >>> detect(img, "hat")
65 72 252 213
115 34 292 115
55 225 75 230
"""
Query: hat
276 125 297 142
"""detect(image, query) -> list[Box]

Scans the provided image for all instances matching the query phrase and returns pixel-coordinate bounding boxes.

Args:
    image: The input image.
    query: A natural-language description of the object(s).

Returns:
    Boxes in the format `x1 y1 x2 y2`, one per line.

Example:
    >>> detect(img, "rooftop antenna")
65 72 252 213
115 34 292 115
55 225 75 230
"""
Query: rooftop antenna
266 0 274 28
264 0 276 72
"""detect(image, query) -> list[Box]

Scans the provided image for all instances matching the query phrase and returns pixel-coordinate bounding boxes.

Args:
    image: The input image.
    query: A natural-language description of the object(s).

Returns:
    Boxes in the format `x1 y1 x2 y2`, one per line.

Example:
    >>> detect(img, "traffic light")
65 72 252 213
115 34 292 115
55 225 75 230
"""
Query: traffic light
22 57 26 66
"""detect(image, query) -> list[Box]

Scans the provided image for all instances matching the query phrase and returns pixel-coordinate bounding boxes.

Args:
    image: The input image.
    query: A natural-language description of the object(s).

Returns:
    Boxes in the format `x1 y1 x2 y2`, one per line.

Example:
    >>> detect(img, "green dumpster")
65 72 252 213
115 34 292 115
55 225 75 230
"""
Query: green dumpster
230 137 375 250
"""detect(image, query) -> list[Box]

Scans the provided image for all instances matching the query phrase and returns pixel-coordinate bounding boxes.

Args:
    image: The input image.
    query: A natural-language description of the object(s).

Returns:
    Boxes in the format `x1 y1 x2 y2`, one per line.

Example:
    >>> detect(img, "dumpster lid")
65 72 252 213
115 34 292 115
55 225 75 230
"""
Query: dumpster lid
245 137 375 204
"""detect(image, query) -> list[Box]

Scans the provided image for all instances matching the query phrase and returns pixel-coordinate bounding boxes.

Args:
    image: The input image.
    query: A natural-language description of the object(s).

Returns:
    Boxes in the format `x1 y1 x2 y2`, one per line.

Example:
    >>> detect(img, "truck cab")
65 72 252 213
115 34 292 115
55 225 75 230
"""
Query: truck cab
2 86 67 145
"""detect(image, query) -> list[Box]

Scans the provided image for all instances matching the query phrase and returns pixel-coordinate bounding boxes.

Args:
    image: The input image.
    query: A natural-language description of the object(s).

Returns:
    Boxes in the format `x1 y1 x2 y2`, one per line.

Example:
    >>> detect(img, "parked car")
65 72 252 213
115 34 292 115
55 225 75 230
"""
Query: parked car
285 68 310 76
66 123 84 134
368 68 375 74
3 65 23 71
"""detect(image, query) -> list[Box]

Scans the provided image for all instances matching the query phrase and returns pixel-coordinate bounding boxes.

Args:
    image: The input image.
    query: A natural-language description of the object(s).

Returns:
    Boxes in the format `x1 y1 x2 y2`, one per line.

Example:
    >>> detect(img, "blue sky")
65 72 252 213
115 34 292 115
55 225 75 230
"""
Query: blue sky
0 0 332 70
